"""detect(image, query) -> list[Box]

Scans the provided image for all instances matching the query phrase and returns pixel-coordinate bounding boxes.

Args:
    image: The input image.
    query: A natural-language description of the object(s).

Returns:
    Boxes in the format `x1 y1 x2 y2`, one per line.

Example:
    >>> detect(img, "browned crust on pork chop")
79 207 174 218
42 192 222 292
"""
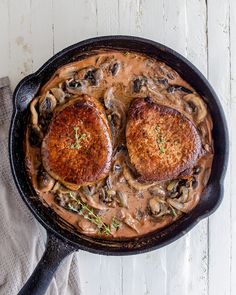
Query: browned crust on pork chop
41 95 112 190
126 97 201 182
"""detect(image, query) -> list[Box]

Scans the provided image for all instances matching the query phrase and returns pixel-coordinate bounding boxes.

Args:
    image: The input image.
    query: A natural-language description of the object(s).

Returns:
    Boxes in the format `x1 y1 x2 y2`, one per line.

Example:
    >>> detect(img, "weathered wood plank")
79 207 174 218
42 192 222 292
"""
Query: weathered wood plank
230 0 236 294
0 0 9 78
207 1 231 295
52 0 97 54
184 1 208 294
30 0 54 71
96 0 119 35
162 0 187 56
163 2 208 295
8 0 33 88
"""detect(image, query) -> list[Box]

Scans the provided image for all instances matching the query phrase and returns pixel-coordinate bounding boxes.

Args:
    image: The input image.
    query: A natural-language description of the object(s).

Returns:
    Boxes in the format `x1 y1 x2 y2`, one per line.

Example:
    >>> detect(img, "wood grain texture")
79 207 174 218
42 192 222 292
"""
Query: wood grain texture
230 1 236 294
0 0 234 294
207 1 231 295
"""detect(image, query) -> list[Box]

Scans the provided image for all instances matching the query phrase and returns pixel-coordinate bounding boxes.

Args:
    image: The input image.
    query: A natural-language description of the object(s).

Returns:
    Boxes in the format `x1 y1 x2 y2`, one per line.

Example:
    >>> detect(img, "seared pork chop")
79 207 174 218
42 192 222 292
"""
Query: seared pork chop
126 97 201 182
41 95 112 190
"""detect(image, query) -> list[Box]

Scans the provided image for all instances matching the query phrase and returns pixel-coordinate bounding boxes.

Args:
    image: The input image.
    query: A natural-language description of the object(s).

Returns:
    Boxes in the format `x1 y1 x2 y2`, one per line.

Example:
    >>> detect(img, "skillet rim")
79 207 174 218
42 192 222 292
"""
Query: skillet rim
9 35 229 255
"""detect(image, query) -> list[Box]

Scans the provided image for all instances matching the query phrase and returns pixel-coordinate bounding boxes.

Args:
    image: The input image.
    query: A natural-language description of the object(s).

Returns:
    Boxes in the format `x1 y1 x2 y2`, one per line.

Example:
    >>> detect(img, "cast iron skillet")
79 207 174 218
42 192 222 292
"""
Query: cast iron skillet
9 36 228 295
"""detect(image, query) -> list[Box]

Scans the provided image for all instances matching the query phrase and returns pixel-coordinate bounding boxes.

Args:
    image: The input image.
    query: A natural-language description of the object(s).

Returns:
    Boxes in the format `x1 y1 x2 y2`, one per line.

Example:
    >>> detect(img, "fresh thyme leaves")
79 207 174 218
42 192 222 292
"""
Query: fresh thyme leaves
155 125 166 154
68 127 86 150
169 204 178 217
67 203 79 212
67 192 112 235
111 217 120 230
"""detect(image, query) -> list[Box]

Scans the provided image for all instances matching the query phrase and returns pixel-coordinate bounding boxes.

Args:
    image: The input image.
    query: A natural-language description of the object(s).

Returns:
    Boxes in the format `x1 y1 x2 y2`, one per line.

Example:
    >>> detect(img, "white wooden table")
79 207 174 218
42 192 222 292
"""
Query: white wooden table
0 0 235 294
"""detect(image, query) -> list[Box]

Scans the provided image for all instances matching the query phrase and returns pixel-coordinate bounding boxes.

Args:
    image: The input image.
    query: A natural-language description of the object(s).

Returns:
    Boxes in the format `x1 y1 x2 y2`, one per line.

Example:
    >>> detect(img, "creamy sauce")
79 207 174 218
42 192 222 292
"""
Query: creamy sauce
25 50 213 239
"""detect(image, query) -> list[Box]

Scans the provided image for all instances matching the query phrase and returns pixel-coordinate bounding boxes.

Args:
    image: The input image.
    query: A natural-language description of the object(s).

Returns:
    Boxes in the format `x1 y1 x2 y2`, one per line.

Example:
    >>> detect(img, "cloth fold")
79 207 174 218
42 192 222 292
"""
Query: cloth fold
0 77 81 295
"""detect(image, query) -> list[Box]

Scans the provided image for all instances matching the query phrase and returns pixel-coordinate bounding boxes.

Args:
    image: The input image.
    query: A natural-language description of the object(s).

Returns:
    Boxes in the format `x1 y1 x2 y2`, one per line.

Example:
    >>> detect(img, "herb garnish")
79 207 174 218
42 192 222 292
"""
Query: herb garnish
68 127 86 150
155 125 166 154
111 216 120 230
67 192 112 235
169 204 178 217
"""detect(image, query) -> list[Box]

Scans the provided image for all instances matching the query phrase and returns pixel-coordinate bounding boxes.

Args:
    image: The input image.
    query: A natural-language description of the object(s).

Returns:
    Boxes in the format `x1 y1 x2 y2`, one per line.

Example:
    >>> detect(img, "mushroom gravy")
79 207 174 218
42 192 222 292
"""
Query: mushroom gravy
25 50 213 239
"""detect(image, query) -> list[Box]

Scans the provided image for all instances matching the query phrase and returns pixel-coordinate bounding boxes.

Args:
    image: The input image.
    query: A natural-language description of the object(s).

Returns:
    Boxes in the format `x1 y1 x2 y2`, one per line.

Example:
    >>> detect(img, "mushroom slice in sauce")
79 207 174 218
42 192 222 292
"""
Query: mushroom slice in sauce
30 97 40 125
37 169 55 192
81 193 108 211
184 93 207 123
148 197 170 218
78 219 98 234
123 166 155 191
39 92 57 115
118 209 140 233
116 191 129 208
50 88 66 104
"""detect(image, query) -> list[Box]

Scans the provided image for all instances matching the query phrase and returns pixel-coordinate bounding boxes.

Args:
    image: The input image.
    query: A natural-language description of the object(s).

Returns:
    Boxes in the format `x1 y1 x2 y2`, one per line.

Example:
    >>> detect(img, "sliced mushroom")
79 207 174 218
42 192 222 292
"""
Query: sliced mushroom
203 168 211 186
149 185 166 197
78 219 97 234
82 194 108 211
39 92 57 115
123 166 155 191
148 197 170 217
167 85 192 94
113 161 122 173
166 185 190 213
149 197 161 215
178 186 189 203
66 79 86 94
106 175 113 190
134 209 144 221
104 88 124 109
51 181 61 192
191 178 198 189
116 191 129 208
103 88 126 149
99 187 113 204
37 169 55 192
118 209 140 233
167 180 179 192
29 124 44 147
167 199 184 211
54 191 70 207
50 88 66 104
75 67 103 86
109 62 120 76
81 185 96 197
184 94 207 123
30 97 40 125
133 76 147 93
146 78 165 99
58 66 78 79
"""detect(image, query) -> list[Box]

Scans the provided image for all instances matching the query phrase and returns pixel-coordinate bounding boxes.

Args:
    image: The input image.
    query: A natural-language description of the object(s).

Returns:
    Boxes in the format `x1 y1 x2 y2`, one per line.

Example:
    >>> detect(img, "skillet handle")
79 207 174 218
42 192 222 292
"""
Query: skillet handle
18 231 77 295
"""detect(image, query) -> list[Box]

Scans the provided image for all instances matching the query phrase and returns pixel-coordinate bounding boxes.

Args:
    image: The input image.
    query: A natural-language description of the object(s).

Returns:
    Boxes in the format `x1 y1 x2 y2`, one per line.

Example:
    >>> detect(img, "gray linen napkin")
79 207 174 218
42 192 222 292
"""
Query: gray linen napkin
0 77 81 295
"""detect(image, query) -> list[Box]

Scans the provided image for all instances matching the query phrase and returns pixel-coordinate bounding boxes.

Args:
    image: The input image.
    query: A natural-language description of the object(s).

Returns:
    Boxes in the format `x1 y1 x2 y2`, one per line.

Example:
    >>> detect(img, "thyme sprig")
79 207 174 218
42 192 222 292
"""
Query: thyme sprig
68 127 86 150
67 192 112 235
155 125 166 154
169 204 178 217
111 216 120 230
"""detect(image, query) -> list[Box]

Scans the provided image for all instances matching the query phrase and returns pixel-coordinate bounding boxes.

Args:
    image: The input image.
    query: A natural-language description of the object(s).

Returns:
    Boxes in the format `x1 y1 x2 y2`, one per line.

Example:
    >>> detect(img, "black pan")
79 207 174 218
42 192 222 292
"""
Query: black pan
9 36 229 295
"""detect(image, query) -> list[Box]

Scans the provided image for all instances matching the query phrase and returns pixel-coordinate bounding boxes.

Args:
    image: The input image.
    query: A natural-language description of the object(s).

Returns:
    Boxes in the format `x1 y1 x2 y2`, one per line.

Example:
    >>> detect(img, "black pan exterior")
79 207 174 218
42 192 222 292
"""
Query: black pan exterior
9 36 229 255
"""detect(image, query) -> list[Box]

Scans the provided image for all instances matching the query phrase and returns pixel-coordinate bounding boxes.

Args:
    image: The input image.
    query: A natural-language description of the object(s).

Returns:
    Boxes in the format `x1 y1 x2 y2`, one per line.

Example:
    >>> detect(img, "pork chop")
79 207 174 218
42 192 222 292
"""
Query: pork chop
41 95 112 190
126 97 201 182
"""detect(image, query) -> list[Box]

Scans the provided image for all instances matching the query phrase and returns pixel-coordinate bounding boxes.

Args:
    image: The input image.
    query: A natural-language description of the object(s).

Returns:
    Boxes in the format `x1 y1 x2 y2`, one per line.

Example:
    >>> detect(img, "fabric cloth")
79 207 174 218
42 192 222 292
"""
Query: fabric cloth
0 77 81 295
